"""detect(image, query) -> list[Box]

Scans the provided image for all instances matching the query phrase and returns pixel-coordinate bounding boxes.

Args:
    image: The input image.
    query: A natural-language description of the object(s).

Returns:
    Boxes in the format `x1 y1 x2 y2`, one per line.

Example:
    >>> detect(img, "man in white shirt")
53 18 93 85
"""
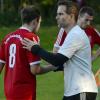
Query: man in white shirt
22 1 98 100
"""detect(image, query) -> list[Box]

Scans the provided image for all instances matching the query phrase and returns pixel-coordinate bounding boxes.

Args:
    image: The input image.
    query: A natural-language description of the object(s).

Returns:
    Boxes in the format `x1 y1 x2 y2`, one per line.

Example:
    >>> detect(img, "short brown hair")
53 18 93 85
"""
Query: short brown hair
57 0 79 21
79 6 94 17
20 5 41 24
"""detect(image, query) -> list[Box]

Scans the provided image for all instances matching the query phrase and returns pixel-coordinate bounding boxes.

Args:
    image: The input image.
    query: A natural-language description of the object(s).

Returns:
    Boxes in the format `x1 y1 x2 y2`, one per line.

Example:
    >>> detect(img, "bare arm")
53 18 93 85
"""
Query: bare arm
53 46 59 53
0 62 4 74
95 68 100 78
92 47 100 61
30 64 57 75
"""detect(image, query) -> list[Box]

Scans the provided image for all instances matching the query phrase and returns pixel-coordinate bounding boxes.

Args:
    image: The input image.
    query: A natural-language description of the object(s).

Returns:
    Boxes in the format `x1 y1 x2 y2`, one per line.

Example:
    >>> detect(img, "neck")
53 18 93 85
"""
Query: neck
77 20 84 29
22 24 33 32
77 20 81 27
64 22 76 33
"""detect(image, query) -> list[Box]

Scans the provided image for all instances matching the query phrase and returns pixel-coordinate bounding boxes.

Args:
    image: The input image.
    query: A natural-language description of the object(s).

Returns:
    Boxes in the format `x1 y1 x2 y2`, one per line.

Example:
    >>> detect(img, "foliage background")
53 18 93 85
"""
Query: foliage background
0 0 100 26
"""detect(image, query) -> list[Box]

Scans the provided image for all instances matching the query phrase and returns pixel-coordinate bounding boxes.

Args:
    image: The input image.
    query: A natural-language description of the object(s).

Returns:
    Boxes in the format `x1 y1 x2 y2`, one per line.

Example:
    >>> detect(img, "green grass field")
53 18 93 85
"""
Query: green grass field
0 26 100 100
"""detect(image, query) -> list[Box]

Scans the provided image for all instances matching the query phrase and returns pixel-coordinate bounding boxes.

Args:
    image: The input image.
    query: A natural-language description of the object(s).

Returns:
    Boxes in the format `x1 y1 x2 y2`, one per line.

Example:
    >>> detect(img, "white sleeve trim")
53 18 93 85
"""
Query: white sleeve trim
0 59 6 63
94 28 100 37
54 28 64 46
54 44 60 48
29 61 41 66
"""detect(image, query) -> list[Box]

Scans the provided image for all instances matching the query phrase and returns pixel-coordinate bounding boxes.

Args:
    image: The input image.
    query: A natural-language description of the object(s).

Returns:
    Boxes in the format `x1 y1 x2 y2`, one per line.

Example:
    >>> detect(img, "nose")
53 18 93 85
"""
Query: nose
87 21 91 26
56 15 58 20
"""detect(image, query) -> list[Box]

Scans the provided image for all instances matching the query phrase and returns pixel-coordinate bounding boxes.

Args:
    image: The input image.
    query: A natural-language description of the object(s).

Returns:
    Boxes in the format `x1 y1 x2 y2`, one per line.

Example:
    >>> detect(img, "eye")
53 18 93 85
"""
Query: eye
57 13 64 16
85 19 89 21
85 19 93 22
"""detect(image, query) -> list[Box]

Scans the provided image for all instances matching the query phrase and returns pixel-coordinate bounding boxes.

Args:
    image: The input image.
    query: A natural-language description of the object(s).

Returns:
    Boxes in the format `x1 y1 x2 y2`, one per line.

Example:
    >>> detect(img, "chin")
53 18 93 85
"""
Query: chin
58 25 62 28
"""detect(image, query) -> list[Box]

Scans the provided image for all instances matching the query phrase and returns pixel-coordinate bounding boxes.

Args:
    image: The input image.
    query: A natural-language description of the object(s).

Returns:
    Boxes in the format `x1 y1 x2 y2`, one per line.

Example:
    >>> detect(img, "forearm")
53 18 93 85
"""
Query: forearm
31 45 69 67
0 63 4 74
95 68 100 77
36 65 57 75
92 48 100 61
53 46 59 53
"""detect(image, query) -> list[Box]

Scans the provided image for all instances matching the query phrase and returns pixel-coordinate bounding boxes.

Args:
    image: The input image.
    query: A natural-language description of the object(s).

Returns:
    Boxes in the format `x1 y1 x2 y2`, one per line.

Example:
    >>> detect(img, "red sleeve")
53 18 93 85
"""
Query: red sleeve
93 28 100 45
0 42 5 63
27 51 41 65
25 33 41 65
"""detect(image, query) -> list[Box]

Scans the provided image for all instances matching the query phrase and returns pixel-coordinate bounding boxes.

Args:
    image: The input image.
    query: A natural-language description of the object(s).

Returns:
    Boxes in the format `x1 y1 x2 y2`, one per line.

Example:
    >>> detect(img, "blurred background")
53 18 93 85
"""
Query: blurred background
0 0 100 26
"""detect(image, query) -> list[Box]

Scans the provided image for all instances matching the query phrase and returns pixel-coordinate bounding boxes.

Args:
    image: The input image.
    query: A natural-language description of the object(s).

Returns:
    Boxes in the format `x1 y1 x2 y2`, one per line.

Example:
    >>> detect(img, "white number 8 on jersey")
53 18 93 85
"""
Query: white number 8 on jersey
9 44 16 68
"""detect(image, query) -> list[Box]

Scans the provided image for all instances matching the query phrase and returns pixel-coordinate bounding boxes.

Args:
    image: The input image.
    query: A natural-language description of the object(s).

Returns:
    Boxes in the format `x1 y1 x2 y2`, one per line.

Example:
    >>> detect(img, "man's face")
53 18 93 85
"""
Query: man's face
56 5 72 28
79 13 93 29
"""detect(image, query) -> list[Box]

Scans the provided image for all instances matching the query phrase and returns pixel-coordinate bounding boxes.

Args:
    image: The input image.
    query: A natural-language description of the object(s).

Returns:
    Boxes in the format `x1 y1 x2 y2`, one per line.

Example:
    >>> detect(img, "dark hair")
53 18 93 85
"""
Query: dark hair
57 0 79 21
79 6 94 17
20 5 41 24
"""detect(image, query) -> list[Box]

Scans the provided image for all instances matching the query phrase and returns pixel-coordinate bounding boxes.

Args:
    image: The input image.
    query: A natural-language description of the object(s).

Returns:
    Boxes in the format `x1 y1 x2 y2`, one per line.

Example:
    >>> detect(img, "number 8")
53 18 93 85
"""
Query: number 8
9 44 16 68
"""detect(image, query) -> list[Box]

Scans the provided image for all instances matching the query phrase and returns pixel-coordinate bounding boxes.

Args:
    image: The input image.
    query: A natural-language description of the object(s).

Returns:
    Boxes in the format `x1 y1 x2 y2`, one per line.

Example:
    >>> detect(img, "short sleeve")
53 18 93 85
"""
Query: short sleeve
0 42 6 63
26 51 41 66
54 28 65 47
25 33 41 66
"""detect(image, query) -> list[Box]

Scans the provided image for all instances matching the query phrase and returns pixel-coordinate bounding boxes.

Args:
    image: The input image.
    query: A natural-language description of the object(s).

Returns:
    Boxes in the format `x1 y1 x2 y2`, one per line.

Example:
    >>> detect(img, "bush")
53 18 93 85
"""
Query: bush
0 11 21 26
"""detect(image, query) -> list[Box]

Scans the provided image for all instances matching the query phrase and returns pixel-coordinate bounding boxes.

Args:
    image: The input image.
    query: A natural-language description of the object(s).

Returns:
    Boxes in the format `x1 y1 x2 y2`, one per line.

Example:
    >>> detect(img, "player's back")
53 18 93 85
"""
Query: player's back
2 28 39 100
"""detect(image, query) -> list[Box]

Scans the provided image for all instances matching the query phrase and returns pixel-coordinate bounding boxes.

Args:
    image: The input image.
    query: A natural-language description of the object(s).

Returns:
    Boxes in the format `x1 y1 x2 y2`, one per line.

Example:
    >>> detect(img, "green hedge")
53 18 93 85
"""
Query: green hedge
0 11 21 26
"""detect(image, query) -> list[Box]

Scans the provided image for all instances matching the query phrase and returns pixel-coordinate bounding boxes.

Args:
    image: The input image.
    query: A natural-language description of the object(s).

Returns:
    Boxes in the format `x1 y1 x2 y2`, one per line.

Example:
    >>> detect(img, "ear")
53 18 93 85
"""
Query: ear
78 15 81 19
31 19 37 25
70 13 74 18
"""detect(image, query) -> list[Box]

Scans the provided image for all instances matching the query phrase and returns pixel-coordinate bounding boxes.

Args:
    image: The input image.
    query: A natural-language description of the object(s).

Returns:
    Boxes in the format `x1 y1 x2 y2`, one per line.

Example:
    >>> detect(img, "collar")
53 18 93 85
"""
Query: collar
19 26 32 32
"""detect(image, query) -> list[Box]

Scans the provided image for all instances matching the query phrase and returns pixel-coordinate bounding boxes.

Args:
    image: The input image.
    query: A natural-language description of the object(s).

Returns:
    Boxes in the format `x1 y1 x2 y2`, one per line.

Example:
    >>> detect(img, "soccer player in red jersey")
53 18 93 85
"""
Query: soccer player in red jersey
0 6 55 100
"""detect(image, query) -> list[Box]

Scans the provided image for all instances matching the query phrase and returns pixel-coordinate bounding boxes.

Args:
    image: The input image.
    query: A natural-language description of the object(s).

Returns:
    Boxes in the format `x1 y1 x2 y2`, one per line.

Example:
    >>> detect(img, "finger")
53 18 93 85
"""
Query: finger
24 37 38 45
33 37 38 44
21 41 27 46
24 38 36 45
23 46 31 51
22 40 29 46
24 38 32 42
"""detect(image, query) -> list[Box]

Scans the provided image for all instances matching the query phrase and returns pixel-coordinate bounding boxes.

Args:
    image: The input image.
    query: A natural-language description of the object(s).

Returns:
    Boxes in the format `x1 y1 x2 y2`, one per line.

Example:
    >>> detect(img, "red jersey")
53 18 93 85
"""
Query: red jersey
85 26 100 48
54 27 100 48
0 27 40 100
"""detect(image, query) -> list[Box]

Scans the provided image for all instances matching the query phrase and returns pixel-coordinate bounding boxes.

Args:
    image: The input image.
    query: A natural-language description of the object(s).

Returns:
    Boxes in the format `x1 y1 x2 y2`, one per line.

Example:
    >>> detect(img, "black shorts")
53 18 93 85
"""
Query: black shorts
63 92 97 100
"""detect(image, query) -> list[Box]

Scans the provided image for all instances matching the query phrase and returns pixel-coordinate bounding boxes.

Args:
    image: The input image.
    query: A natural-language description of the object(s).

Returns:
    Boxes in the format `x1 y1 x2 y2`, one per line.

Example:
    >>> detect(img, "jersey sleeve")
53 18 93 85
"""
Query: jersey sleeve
27 51 41 66
93 28 100 45
25 33 41 66
0 42 6 63
54 28 65 47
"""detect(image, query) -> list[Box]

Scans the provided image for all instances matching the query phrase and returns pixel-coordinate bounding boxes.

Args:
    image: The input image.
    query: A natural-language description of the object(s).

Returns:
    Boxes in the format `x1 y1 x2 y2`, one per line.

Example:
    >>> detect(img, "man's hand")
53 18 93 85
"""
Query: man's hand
22 38 39 51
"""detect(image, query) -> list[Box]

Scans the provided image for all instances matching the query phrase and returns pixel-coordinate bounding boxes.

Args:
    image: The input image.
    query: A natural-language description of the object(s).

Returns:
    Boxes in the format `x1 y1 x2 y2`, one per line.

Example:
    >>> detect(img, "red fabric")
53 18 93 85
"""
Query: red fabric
85 26 100 48
0 29 40 100
56 26 100 48
59 31 67 46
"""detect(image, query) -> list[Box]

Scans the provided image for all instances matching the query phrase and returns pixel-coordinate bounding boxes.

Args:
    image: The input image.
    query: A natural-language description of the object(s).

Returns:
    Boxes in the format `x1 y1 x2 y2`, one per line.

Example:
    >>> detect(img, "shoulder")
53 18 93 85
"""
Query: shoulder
68 25 88 43
24 32 40 42
69 25 84 36
85 26 95 32
1 31 14 43
85 26 100 36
